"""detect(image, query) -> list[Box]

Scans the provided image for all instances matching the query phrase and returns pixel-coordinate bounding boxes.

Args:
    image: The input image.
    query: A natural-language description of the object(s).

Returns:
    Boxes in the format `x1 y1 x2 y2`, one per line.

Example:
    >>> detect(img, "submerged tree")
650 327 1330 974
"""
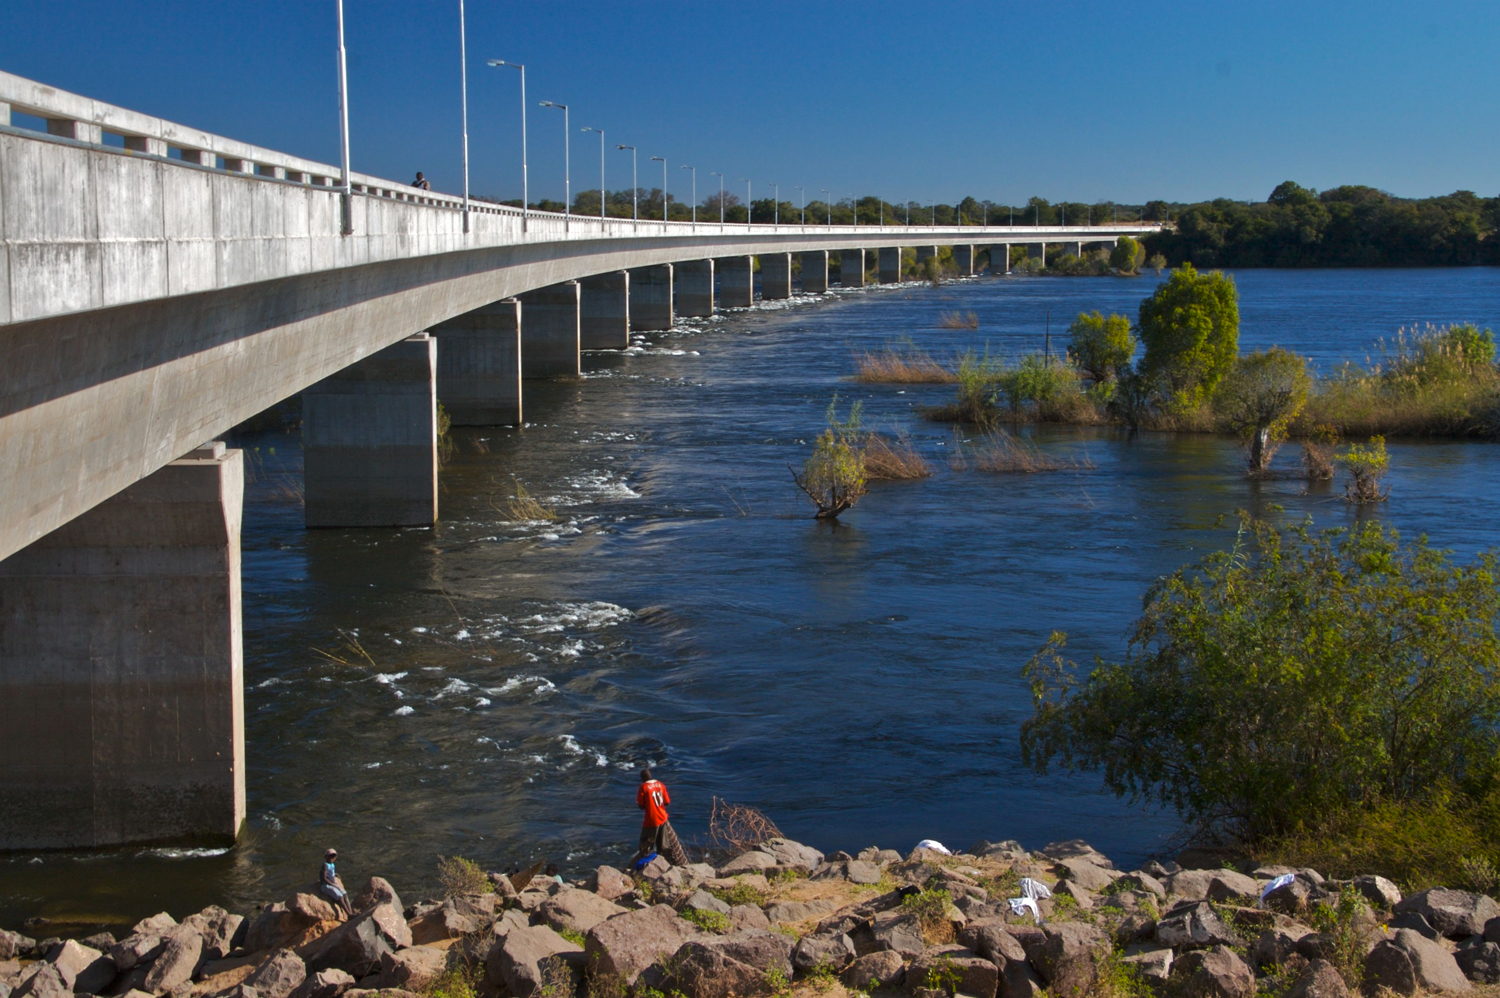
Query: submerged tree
1110 235 1144 274
1212 347 1312 473
1067 311 1137 383
792 397 867 519
1137 263 1241 405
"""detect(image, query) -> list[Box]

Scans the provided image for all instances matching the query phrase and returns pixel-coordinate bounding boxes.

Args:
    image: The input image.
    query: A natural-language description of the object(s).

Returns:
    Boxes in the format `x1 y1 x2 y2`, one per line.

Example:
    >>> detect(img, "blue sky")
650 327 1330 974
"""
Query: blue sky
2 1 1496 207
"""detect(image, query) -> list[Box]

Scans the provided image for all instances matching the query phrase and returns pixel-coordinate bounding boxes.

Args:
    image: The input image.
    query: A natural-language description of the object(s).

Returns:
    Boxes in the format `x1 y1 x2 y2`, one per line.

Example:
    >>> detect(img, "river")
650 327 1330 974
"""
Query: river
4 266 1499 933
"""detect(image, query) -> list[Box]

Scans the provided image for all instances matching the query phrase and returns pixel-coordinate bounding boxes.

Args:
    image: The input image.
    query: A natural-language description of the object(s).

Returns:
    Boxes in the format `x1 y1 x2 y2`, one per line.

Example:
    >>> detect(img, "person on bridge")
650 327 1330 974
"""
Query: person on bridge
634 768 690 867
412 171 431 190
320 848 354 918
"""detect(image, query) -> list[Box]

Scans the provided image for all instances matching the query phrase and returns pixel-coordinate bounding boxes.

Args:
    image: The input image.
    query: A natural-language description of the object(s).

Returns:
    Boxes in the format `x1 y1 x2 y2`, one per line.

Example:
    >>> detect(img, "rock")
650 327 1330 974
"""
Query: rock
656 942 762 998
79 933 115 953
247 895 343 952
1175 946 1256 998
1366 929 1473 995
583 904 702 987
352 880 402 914
1054 858 1118 893
1144 860 1182 879
1390 912 1442 940
1256 925 1316 969
970 840 1026 860
791 933 855 973
244 949 308 998
1000 958 1046 998
1156 902 1243 949
488 926 581 998
717 850 778 877
47 939 114 994
304 904 411 977
759 837 823 871
1286 959 1350 998
590 866 632 902
536 888 626 936
846 860 882 885
1117 872 1167 898
707 930 793 977
842 951 905 990
1206 871 1262 904
185 906 245 962
765 898 837 924
1166 869 1219 900
909 946 1000 998
728 904 769 933
1041 840 1115 869
110 933 164 972
960 918 1028 965
408 902 483 946
1395 889 1500 940
1035 922 1107 998
1114 914 1159 946
144 925 204 993
1264 879 1314 915
374 948 448 993
1121 943 1173 981
1353 876 1402 910
869 910 927 958
1456 942 1500 984
288 968 356 998
680 890 730 916
132 913 177 937
0 932 34 962
12 964 68 998
1055 880 1095 911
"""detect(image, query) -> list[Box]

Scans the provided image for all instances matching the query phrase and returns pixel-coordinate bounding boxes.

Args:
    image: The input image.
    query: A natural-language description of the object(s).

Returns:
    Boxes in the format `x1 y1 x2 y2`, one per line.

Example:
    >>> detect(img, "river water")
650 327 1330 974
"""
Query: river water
4 267 1500 932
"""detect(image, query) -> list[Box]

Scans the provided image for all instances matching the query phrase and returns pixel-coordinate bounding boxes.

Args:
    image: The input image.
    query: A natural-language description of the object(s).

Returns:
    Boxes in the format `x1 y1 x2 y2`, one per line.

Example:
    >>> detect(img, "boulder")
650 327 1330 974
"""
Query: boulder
759 837 823 871
846 860 882 885
143 924 204 993
132 913 177 937
374 947 448 993
908 945 1000 998
352 879 402 914
408 903 483 946
1144 860 1183 879
658 863 717 894
1256 925 1317 970
841 951 904 990
1121 943 1173 981
1286 959 1350 998
1000 958 1046 998
706 930 793 977
1041 841 1115 869
185 906 246 962
47 939 114 994
869 910 927 958
79 933 115 953
12 964 68 998
1264 879 1315 915
680 890 730 916
1156 902 1243 949
717 851 778 877
1054 858 1118 893
1114 914 1159 946
536 888 626 936
1353 876 1402 910
590 866 632 902
304 903 411 977
288 968 356 998
728 905 769 933
959 918 1028 966
0 931 35 961
110 933 164 972
1395 889 1500 940
1116 872 1167 898
1166 870 1219 900
1055 880 1095 912
765 898 837 924
1365 929 1472 994
1175 946 1256 998
655 942 762 998
489 926 582 998
1456 942 1500 984
1035 922 1107 998
1390 912 1442 940
247 895 342 952
583 904 702 986
791 933 855 973
244 949 308 998
1206 871 1262 904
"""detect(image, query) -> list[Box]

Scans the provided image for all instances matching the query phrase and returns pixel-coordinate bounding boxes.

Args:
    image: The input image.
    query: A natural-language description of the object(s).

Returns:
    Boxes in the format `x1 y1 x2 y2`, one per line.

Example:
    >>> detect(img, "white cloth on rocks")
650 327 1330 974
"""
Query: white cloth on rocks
915 839 952 856
1008 876 1053 923
1259 872 1296 908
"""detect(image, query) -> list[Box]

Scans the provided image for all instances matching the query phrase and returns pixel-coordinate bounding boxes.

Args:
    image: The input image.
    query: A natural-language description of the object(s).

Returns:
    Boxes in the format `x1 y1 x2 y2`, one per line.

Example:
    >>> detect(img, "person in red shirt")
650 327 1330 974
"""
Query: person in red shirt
634 768 689 866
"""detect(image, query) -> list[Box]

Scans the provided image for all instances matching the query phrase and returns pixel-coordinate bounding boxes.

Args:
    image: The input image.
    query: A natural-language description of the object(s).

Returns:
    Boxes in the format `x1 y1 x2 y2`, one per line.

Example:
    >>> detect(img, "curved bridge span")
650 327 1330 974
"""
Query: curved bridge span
0 70 1158 849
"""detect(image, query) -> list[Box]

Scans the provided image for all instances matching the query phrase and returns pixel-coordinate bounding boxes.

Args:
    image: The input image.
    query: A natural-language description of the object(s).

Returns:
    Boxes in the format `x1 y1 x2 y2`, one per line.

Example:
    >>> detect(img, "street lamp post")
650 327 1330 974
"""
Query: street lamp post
681 165 696 222
617 145 636 220
794 186 804 224
768 183 778 224
711 171 725 230
820 189 831 225
651 156 667 221
458 0 470 232
486 59 526 231
335 0 352 235
741 179 752 224
581 127 605 220
538 100 569 228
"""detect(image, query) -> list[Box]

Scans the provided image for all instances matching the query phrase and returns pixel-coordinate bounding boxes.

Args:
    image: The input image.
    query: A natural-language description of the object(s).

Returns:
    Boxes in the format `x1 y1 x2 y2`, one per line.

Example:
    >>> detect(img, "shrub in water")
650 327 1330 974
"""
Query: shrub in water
1136 263 1240 403
1067 311 1137 383
1337 435 1389 503
1212 347 1312 473
791 397 867 519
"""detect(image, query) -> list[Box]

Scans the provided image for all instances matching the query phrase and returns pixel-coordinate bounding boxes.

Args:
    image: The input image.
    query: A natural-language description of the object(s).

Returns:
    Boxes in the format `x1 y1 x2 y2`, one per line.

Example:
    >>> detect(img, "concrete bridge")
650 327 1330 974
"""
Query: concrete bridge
0 70 1160 850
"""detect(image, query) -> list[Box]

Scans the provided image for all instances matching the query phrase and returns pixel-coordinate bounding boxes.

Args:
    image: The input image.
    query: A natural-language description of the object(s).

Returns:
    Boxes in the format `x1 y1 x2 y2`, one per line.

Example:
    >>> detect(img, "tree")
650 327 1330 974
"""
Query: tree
1110 236 1143 273
1212 347 1312 472
1020 517 1500 842
1268 180 1317 206
1136 263 1240 403
1067 312 1136 382
791 398 867 519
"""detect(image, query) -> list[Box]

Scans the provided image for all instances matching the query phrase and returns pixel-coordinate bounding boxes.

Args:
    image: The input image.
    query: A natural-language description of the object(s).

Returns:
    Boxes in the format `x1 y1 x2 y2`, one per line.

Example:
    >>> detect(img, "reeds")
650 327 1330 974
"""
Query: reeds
970 431 1094 473
495 480 559 522
851 343 955 383
860 432 933 480
938 310 980 330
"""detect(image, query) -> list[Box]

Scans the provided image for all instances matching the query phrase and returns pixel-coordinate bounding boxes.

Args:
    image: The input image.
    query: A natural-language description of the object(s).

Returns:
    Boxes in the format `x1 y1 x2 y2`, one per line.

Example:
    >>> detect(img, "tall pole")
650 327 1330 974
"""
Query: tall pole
539 101 569 229
487 60 527 232
618 145 637 220
795 186 804 224
681 166 696 223
821 189 831 225
336 0 353 235
458 0 470 232
742 180 752 224
712 171 724 230
769 183 778 224
652 156 667 221
582 127 605 219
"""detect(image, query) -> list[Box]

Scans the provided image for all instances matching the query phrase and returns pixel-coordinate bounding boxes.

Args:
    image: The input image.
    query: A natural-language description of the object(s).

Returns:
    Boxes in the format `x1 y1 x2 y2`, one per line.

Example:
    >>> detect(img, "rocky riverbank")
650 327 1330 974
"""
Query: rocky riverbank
2 837 1498 998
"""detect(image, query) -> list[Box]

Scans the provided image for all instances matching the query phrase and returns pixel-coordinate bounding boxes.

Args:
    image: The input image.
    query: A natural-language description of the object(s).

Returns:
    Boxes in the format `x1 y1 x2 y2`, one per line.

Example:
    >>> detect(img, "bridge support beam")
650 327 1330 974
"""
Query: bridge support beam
878 247 902 284
432 299 522 425
991 244 1011 274
579 272 629 350
1062 241 1082 258
629 265 674 331
303 333 438 528
838 249 865 288
1030 243 1046 266
801 251 829 292
953 245 975 276
914 245 938 269
0 443 246 850
519 281 582 376
761 253 792 299
676 260 714 317
719 256 754 308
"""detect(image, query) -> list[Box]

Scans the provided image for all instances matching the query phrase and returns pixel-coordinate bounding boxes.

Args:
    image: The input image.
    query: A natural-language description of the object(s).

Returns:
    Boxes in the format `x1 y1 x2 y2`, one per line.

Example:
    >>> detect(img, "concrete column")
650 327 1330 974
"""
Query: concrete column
1063 241 1082 257
953 245 975 276
431 299 522 425
992 244 1012 274
676 260 714 317
718 256 754 308
801 251 829 292
761 252 792 299
914 245 939 266
838 249 866 288
0 443 245 849
629 265 675 330
879 247 903 284
579 272 630 349
303 333 438 528
519 281 582 376
1030 243 1047 266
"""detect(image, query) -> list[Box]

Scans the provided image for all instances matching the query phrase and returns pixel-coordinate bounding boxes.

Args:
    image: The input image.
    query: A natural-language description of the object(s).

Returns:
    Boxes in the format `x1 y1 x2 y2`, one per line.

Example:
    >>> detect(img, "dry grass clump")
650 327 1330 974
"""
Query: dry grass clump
860 432 933 480
851 343 955 384
938 310 980 330
436 855 493 898
495 480 558 522
970 431 1094 473
708 797 782 854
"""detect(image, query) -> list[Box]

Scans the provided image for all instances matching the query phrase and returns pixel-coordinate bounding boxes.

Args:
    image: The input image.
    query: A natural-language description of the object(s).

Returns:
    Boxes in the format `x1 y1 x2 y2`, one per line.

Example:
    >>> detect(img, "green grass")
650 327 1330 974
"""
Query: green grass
679 907 730 934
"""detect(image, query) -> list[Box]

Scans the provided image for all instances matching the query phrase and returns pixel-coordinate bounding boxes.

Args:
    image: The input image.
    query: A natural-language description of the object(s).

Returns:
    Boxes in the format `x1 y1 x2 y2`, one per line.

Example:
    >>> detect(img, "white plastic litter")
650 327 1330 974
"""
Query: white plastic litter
1008 876 1053 923
1259 872 1296 908
915 839 952 856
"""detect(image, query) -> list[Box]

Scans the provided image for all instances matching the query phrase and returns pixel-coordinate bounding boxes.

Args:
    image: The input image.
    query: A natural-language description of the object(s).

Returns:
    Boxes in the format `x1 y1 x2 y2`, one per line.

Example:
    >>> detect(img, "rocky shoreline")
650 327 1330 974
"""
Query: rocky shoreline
2 837 1498 998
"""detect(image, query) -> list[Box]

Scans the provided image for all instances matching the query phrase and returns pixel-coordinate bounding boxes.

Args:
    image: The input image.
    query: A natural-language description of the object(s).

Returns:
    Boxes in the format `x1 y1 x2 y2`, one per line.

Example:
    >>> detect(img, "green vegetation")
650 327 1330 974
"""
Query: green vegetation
1021 517 1500 852
900 886 955 944
1337 435 1390 503
1067 312 1136 383
435 855 492 897
791 398 867 518
1307 889 1373 989
1136 263 1241 404
424 965 481 998
1110 236 1144 275
679 907 730 934
708 878 768 908
1211 348 1312 473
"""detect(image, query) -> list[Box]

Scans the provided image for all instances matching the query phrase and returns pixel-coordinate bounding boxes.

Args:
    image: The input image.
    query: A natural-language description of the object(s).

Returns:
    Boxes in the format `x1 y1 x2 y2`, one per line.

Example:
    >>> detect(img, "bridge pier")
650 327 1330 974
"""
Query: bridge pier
838 249 866 288
1062 241 1082 258
761 253 792 299
676 260 714 317
303 333 439 528
991 244 1011 274
800 251 829 293
878 247 902 284
1030 243 1047 266
914 245 938 269
953 245 975 276
719 256 754 308
432 299 522 425
519 282 582 376
579 272 630 349
629 265 675 330
0 443 246 850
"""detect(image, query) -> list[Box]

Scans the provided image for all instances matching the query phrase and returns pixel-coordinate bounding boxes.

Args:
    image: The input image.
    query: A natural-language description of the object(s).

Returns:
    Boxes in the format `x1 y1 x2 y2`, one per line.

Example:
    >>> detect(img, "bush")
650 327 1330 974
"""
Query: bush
424 965 480 998
900 887 955 944
437 856 493 898
1110 236 1144 274
1212 348 1312 473
1020 517 1500 843
1136 264 1240 403
1146 252 1167 273
1338 435 1390 503
996 354 1082 413
924 349 1005 426
791 398 867 519
680 908 730 934
1067 312 1136 382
